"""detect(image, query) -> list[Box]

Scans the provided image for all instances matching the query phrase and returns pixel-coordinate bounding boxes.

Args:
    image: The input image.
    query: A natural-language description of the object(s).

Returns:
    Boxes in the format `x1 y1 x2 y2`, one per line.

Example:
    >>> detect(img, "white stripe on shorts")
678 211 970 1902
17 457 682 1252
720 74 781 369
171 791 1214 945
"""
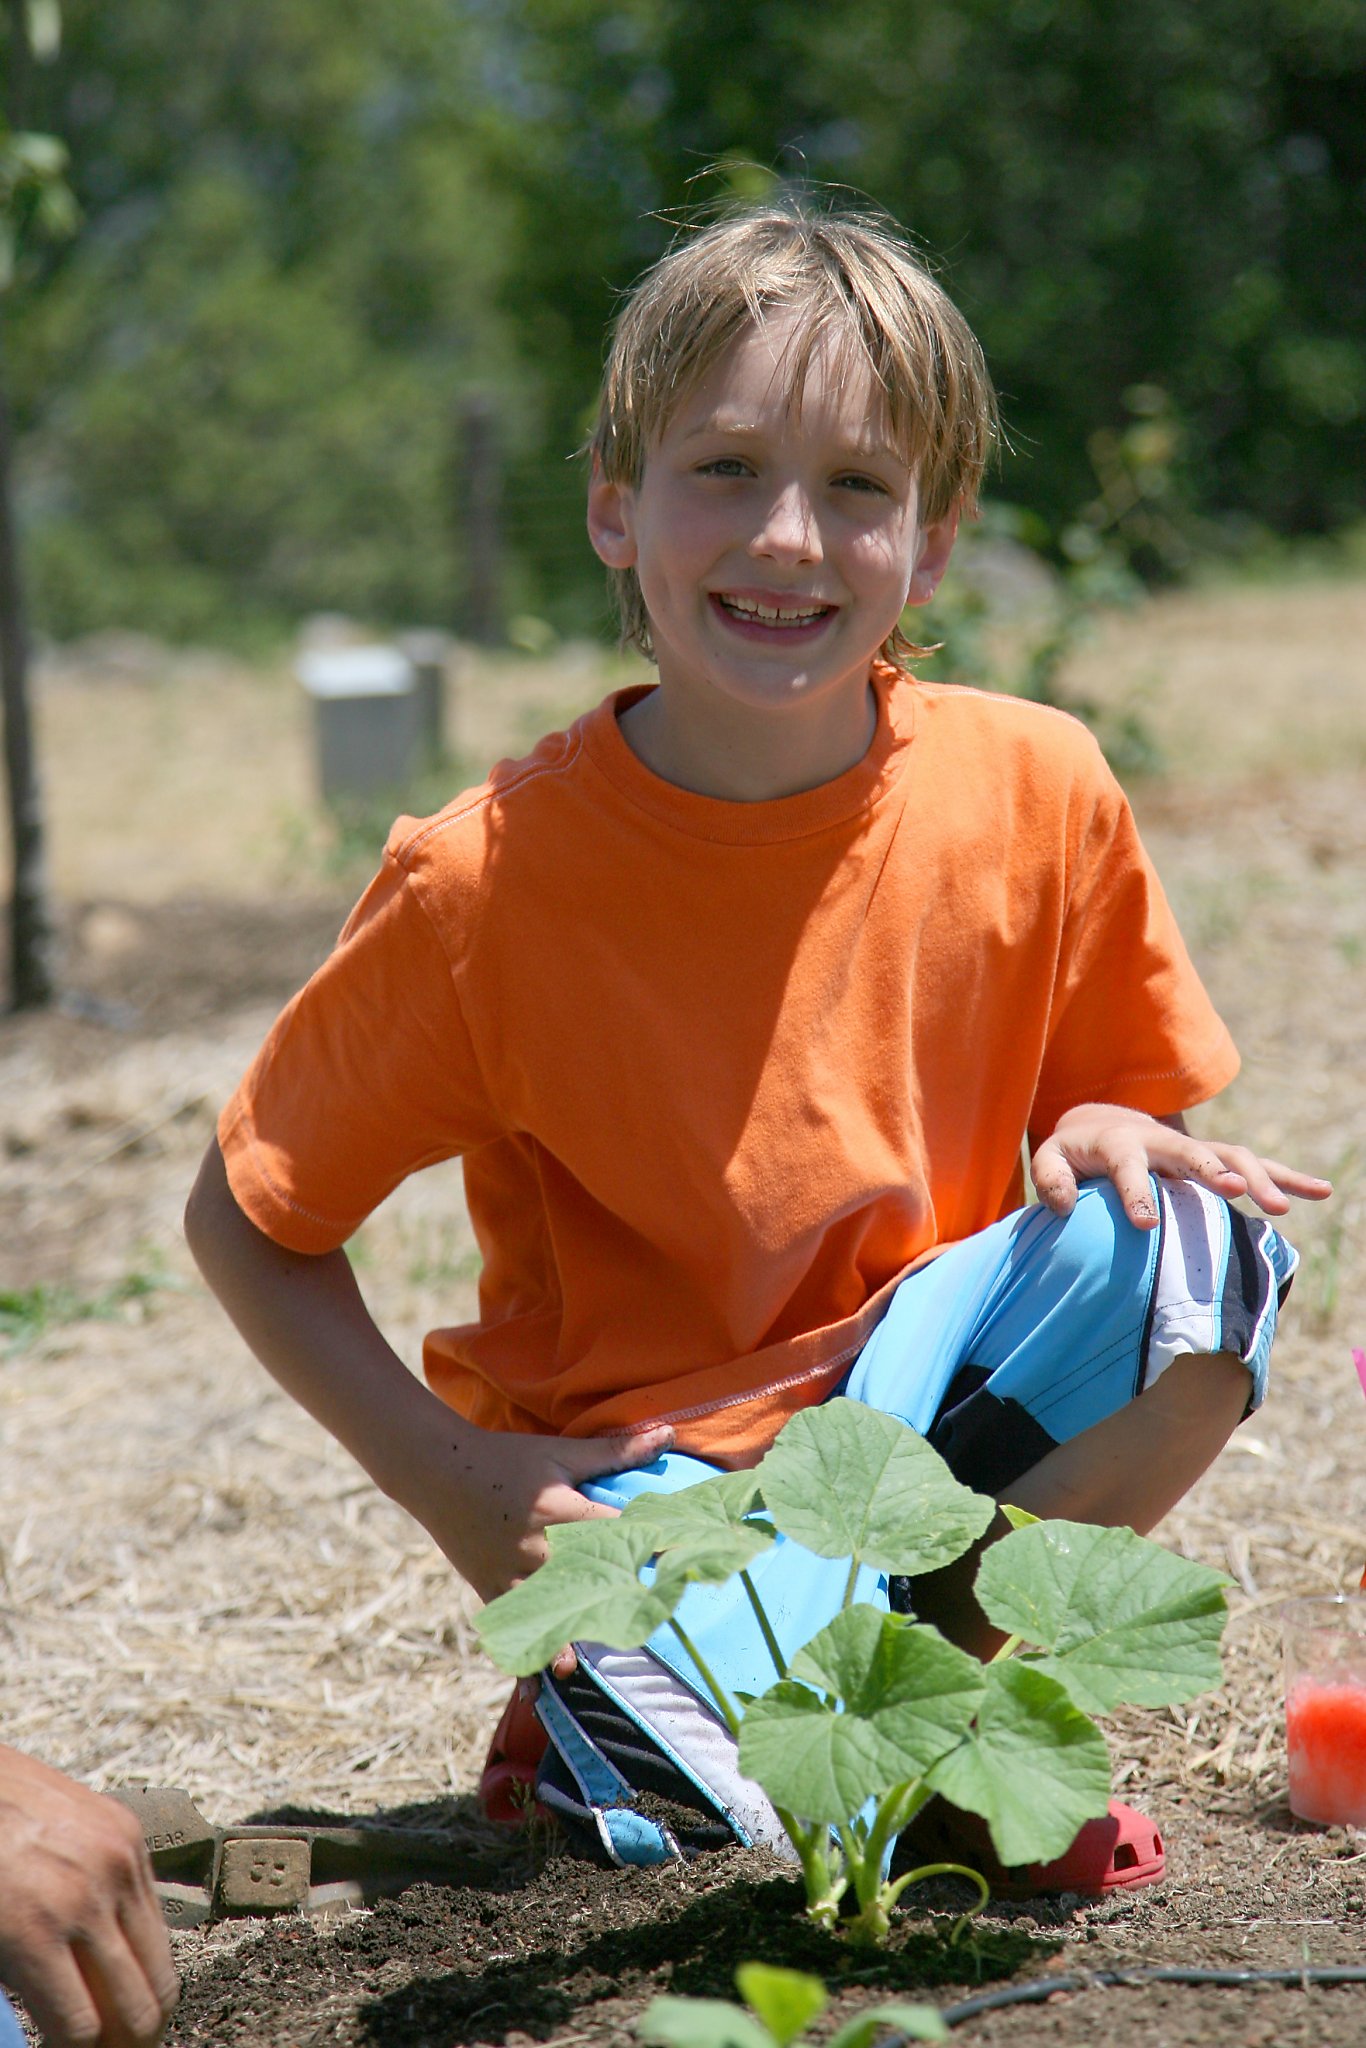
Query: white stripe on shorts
1143 1177 1292 1407
1144 1178 1228 1389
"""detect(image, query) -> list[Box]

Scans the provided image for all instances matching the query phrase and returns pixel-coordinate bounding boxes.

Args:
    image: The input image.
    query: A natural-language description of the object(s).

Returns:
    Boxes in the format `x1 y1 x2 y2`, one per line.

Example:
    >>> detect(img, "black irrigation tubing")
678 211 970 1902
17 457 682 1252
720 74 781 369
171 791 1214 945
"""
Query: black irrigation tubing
913 1964 1366 2032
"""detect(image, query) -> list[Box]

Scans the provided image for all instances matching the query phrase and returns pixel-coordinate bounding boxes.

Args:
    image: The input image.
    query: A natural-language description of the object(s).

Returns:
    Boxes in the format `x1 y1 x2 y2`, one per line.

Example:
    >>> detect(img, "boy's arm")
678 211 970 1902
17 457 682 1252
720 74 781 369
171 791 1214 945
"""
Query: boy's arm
1031 1103 1331 1230
184 1140 672 1623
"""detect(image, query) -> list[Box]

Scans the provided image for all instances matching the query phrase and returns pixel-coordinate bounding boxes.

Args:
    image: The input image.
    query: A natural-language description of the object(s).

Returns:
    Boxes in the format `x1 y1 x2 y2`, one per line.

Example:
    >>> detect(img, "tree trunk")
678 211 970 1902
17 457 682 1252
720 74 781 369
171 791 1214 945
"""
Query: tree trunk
0 314 55 1009
1 0 56 1009
459 392 503 645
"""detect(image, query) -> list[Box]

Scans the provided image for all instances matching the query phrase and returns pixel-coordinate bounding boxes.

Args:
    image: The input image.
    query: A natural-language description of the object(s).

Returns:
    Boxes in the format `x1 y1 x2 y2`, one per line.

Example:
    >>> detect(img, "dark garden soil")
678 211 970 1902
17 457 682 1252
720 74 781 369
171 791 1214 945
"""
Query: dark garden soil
162 1796 1366 2048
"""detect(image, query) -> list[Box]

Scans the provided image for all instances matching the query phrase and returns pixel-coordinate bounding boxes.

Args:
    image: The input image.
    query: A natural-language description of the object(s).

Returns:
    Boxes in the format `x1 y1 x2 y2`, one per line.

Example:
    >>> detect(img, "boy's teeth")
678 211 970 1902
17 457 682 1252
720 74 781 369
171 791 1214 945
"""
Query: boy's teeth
722 596 827 622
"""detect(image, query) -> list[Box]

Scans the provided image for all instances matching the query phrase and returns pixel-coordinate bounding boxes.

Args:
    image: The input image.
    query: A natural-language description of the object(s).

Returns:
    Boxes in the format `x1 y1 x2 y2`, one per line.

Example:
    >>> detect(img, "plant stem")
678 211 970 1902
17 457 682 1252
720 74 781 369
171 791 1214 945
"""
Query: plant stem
836 1814 873 1916
990 1633 1023 1662
666 1618 739 1737
841 1553 862 1610
738 1569 788 1682
861 1778 931 1895
669 1615 841 1928
775 1803 843 1924
882 1860 990 1942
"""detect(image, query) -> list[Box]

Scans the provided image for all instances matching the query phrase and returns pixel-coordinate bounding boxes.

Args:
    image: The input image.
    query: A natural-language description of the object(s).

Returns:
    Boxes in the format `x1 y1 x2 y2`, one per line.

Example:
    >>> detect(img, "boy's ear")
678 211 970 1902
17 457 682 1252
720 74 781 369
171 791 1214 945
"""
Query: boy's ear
586 458 638 570
905 508 960 608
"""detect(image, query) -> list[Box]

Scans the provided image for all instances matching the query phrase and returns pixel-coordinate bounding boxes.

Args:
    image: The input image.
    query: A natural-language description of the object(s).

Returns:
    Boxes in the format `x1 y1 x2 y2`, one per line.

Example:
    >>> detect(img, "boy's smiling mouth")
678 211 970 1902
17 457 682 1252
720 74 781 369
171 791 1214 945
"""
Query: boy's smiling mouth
712 591 837 633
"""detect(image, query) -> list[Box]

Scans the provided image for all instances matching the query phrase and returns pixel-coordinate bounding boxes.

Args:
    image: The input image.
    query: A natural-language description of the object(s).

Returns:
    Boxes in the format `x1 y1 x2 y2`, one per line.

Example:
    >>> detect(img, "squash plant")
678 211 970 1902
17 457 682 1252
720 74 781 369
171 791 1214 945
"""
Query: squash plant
478 1399 1228 1945
638 1960 948 2047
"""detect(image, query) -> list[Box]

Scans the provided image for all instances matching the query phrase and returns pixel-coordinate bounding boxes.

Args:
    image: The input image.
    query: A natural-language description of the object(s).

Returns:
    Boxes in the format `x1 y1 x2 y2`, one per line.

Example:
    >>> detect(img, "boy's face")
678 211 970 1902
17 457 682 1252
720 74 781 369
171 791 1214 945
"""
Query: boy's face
589 309 957 733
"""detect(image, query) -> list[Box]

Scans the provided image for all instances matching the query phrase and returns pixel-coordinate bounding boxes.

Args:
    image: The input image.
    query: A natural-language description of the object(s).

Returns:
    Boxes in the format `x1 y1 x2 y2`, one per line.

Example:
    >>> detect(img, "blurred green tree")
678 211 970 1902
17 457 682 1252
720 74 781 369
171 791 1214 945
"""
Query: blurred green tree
12 0 526 642
6 0 1365 645
491 0 1366 579
799 0 1366 565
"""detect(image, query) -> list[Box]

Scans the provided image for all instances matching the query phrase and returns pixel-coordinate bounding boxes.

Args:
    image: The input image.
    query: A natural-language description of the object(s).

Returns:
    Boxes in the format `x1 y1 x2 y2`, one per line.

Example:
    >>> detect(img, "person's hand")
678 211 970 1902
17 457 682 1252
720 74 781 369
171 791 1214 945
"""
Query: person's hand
418 1418 675 1675
1032 1103 1332 1231
0 1746 177 2048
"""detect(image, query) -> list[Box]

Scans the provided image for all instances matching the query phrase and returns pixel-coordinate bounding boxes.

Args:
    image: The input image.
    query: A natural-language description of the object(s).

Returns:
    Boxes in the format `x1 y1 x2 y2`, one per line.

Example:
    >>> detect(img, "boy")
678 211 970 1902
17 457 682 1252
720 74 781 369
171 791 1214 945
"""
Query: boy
185 197 1327 1890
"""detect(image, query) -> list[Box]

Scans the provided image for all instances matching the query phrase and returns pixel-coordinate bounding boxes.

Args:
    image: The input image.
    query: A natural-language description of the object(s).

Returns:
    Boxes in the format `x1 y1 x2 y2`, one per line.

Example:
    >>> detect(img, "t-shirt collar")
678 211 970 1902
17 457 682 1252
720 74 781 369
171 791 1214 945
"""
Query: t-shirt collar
583 659 920 845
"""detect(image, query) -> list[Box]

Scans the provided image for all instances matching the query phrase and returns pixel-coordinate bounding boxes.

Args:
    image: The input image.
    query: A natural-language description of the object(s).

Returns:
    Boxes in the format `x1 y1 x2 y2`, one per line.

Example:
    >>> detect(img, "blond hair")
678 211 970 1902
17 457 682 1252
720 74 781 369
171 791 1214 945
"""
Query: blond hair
591 193 999 661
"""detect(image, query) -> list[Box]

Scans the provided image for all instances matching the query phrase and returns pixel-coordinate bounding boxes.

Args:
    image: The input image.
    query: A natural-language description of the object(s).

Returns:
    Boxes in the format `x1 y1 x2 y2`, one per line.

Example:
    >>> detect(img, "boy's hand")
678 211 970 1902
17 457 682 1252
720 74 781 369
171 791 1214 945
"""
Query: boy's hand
0 1746 178 2048
429 1419 676 1675
1032 1103 1332 1231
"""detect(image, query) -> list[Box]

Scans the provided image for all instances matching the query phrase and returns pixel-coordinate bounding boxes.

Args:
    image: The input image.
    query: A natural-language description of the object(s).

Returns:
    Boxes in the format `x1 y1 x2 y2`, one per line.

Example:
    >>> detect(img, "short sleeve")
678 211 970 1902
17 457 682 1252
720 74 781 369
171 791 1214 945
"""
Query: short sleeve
218 853 503 1252
1029 750 1238 1139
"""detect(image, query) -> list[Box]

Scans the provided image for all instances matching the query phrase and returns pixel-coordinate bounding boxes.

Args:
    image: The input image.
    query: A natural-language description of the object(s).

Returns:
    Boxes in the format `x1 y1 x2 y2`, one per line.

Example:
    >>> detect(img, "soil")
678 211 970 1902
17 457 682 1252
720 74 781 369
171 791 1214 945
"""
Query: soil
2 593 1365 2046
163 1828 1366 2048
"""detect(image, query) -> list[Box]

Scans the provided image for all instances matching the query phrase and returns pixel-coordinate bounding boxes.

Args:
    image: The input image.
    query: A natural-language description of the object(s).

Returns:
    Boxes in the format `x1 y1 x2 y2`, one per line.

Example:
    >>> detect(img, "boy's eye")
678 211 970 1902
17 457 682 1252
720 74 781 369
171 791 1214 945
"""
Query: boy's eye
697 457 752 478
834 473 889 496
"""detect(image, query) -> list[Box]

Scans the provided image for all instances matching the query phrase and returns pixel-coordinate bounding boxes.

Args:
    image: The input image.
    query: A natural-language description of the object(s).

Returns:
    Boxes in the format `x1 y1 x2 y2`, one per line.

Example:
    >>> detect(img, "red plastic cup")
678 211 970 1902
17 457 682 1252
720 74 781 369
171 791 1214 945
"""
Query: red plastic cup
1283 1595 1366 1827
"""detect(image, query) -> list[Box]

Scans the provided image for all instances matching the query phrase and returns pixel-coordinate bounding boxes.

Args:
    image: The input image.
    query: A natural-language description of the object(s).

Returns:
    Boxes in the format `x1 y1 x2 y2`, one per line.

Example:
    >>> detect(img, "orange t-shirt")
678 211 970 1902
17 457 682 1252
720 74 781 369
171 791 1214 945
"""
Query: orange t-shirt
219 666 1238 1463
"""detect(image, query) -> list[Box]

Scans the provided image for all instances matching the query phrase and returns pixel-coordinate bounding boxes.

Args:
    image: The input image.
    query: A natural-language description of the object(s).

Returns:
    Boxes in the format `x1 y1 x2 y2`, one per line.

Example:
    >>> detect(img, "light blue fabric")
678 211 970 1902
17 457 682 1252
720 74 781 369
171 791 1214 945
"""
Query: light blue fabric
0 1988 27 2048
846 1175 1294 1433
581 1455 884 1715
847 1177 1165 1436
568 1179 1298 1863
579 1457 887 1862
582 1178 1299 1731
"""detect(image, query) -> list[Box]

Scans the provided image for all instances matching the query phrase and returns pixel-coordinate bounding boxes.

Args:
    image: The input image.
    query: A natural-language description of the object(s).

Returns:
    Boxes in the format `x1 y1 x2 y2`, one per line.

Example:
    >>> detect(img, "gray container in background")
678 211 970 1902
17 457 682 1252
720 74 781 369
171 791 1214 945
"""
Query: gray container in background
396 629 453 767
297 645 419 801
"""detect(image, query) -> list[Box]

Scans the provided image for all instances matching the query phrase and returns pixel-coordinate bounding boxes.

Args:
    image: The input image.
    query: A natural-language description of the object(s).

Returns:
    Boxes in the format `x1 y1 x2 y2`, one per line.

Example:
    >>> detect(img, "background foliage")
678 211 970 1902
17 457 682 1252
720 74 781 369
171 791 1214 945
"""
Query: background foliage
7 0 1366 646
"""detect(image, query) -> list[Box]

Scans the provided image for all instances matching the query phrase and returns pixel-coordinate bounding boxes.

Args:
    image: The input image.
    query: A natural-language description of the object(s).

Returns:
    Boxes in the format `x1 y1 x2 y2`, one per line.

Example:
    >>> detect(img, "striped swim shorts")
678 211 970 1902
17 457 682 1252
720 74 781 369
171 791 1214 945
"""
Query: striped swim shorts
539 1176 1297 1867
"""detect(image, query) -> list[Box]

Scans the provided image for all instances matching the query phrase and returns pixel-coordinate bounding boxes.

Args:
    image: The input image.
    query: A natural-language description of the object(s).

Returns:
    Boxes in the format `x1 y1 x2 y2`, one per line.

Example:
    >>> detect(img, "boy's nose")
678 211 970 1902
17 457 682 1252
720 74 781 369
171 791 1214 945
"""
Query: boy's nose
749 483 822 564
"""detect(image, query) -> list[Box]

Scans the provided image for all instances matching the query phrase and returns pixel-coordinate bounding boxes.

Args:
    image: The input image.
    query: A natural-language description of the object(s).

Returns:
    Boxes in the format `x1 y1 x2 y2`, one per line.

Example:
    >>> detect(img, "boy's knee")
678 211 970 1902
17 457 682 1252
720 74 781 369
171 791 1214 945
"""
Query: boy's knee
1142 1345 1252 1418
1020 1174 1157 1297
1021 1171 1296 1419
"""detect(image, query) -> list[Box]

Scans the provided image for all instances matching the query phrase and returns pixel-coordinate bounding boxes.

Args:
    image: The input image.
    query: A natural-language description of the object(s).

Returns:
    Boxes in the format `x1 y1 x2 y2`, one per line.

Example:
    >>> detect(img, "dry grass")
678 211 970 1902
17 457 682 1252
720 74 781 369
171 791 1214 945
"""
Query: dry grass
1 578 1364 1862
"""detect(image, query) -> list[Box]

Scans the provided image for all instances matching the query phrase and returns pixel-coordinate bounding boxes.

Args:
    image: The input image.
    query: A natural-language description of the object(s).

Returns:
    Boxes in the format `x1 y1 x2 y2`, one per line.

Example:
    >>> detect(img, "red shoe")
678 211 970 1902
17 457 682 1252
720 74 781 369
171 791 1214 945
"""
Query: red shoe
898 1796 1165 1899
478 1684 550 1828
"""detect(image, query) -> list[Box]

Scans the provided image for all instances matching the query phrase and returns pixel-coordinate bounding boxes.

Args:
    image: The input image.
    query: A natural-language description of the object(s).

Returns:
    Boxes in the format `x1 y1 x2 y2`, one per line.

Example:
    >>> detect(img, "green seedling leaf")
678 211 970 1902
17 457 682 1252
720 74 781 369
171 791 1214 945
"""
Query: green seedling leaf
736 1681 865 1826
974 1519 1229 1714
791 1609 987 1761
638 1979 948 2048
476 1518 689 1675
621 1472 775 1584
757 1400 995 1575
636 1995 774 2048
734 1963 826 2045
999 1503 1040 1530
924 1660 1111 1867
707 1470 770 1520
828 2004 950 2047
621 1468 765 1532
739 1610 984 1823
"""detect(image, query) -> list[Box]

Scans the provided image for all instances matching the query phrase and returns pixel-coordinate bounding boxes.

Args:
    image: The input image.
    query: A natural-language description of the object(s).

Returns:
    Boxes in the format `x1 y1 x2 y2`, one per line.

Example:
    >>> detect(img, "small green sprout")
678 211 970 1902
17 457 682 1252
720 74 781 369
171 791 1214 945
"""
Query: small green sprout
637 1961 948 2047
478 1399 1229 1945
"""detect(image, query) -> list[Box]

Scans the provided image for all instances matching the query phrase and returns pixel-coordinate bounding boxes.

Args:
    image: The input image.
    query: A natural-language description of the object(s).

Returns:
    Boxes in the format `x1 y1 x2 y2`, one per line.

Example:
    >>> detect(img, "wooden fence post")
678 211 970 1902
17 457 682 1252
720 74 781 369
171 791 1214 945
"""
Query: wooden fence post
459 393 503 645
